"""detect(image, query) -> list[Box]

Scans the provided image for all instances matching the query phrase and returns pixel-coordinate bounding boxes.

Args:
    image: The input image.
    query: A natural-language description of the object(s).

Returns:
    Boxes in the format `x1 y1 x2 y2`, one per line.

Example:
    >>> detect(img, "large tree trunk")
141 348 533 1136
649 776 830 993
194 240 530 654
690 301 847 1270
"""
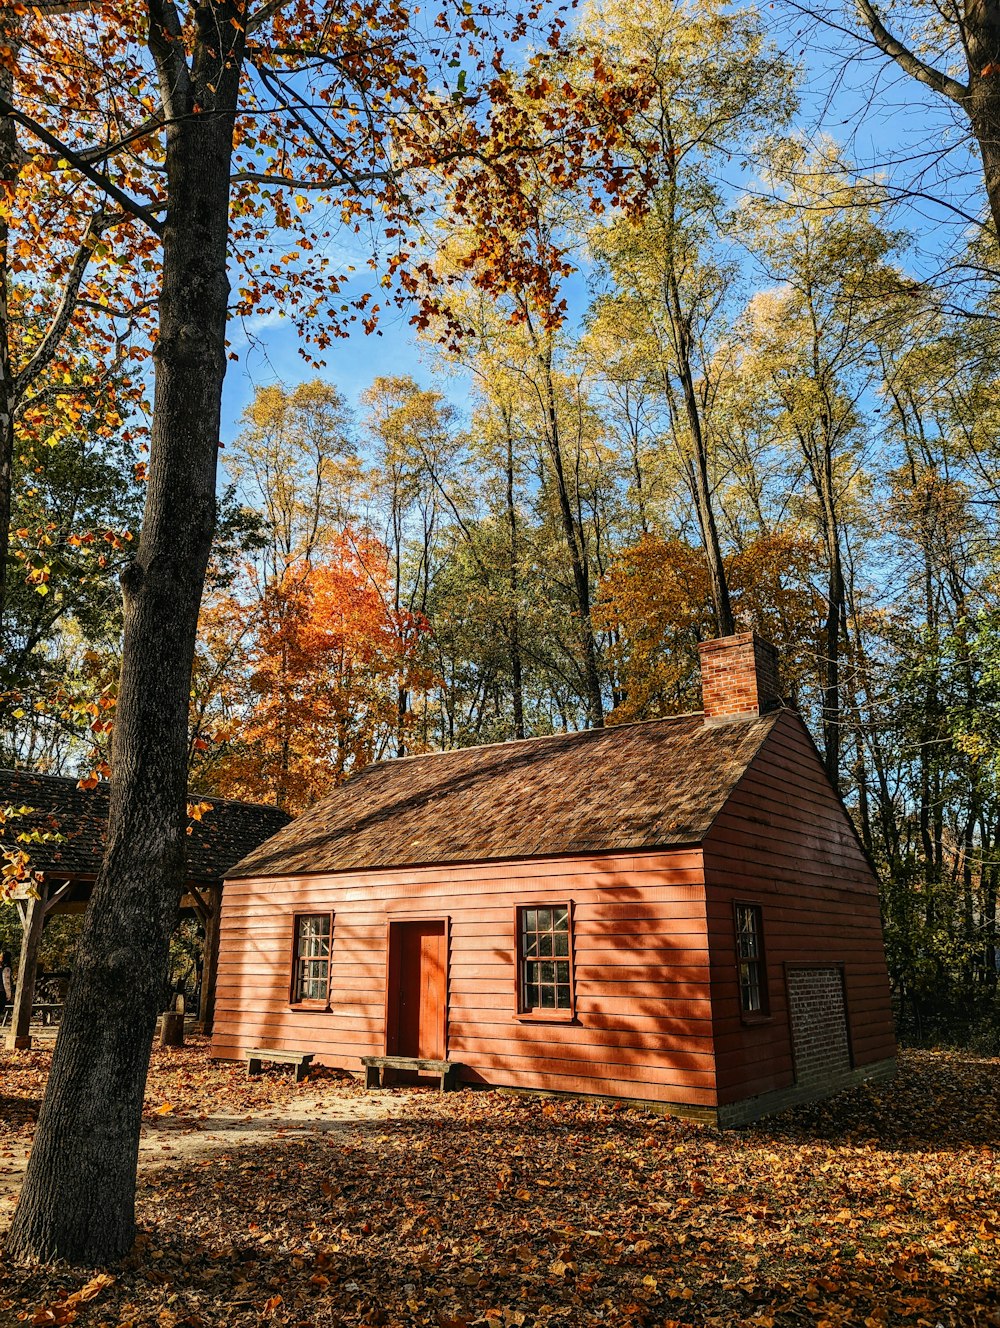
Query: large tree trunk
965 3 1000 232
0 13 20 638
6 6 244 1265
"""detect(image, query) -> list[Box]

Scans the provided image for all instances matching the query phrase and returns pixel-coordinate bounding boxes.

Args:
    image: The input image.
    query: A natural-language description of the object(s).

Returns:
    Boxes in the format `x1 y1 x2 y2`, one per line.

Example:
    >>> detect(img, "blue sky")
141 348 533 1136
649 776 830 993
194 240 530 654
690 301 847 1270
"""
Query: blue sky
218 5 983 448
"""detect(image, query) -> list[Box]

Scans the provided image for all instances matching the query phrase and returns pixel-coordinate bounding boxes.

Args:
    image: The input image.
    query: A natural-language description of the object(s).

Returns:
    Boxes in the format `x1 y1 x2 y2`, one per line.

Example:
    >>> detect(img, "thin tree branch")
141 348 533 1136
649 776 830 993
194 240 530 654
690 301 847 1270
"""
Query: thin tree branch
245 0 295 33
77 111 166 166
14 213 107 395
0 97 164 233
230 168 394 188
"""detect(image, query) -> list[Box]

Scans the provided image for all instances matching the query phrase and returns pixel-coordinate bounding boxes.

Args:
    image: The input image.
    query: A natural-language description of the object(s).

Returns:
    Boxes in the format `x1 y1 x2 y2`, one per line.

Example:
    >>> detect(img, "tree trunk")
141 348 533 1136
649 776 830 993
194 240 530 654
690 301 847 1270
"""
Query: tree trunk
538 353 604 727
505 424 525 739
0 14 20 638
7 7 244 1265
964 3 1000 235
821 533 844 787
7 885 46 1051
663 270 734 638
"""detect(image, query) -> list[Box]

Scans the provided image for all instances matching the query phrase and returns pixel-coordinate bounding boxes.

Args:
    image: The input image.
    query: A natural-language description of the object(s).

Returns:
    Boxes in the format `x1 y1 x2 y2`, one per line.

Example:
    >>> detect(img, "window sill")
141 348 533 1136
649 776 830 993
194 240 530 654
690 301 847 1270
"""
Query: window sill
740 1011 773 1026
289 1002 331 1013
514 1011 578 1024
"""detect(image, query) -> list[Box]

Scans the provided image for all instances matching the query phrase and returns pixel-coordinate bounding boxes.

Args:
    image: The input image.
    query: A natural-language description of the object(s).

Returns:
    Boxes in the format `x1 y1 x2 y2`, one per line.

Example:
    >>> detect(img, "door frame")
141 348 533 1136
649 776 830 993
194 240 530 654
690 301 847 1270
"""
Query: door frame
384 914 450 1058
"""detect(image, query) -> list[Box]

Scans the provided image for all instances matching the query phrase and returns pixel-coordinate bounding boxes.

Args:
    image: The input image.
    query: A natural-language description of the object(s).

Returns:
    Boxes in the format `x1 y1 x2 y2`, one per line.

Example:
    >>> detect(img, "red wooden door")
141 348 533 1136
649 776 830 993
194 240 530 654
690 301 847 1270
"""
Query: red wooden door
394 921 446 1060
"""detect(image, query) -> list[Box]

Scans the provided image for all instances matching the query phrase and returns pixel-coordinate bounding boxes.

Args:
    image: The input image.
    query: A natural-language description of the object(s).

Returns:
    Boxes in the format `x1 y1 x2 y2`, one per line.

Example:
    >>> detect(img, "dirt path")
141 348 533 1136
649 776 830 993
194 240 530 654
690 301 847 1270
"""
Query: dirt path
0 1081 405 1216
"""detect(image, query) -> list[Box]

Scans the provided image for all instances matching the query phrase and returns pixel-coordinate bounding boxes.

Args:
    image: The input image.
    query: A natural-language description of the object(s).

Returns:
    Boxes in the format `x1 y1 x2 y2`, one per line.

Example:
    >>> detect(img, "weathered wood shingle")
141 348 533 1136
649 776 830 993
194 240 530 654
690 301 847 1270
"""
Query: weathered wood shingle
0 770 290 882
230 712 783 879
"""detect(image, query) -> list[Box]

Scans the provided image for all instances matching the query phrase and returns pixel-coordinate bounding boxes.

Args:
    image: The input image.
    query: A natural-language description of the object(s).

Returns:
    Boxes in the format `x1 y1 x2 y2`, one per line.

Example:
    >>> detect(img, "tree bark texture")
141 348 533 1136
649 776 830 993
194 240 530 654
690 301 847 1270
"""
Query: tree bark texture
963 3 1000 235
0 12 20 638
6 2 246 1266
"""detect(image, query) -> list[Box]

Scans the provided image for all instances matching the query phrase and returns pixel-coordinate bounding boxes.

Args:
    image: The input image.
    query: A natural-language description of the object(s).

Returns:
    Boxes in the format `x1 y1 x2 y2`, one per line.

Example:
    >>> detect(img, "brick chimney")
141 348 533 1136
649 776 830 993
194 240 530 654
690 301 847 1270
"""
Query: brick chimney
697 632 782 720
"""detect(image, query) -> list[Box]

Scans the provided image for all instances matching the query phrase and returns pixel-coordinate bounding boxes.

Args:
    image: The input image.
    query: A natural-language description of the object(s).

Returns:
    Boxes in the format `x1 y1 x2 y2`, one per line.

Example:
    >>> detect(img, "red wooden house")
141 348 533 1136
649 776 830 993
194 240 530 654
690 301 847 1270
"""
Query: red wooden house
211 634 896 1124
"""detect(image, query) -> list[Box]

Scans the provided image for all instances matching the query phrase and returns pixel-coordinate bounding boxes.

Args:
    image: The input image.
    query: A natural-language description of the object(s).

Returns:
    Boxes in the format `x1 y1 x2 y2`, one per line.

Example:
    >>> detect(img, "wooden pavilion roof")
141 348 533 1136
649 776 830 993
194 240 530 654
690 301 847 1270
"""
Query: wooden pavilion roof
229 710 785 879
0 769 290 883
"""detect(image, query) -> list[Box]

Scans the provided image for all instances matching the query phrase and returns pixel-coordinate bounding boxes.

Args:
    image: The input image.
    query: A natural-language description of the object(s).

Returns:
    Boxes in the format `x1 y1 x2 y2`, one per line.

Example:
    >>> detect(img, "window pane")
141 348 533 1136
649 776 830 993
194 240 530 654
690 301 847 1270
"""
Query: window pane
519 903 572 1013
294 914 332 1002
735 906 765 1014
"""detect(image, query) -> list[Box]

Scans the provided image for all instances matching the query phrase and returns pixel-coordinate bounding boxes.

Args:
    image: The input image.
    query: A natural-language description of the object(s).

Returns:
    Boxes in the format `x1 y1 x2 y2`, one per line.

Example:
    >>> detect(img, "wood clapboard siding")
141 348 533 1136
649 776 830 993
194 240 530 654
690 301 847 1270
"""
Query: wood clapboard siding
210 848 720 1107
703 711 896 1106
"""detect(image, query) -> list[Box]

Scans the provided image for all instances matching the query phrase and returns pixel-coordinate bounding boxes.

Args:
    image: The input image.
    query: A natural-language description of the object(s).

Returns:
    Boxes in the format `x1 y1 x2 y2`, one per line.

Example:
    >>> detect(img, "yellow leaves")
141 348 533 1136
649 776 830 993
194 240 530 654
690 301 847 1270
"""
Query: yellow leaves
154 1102 175 1116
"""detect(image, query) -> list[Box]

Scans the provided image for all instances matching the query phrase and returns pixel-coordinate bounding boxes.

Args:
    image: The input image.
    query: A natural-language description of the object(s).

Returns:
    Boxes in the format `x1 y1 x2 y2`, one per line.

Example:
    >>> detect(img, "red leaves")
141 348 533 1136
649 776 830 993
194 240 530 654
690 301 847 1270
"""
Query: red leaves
197 533 433 810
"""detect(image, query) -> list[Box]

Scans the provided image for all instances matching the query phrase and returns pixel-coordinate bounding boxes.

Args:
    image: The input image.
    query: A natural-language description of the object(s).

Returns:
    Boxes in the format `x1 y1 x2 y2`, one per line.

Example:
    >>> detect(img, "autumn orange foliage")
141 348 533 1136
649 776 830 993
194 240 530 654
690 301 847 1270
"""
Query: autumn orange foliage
597 530 823 722
195 535 433 812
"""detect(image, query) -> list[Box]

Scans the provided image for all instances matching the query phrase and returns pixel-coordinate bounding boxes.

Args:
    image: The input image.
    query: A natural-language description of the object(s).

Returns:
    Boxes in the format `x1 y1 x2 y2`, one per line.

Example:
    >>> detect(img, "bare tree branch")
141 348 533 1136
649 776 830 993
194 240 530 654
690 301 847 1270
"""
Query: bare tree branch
855 0 968 105
245 0 296 34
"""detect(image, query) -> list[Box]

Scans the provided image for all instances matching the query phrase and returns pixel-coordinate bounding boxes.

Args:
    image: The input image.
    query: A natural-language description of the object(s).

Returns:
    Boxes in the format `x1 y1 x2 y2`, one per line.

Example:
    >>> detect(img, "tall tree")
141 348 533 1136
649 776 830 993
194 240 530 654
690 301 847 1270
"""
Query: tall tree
737 149 906 783
6 0 649 1266
585 0 796 637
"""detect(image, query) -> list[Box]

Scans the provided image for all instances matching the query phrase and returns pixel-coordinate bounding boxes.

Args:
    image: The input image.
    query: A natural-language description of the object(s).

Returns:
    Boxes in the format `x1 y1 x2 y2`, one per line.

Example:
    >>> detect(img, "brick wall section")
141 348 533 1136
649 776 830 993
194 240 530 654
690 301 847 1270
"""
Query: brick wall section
787 967 852 1086
697 633 781 719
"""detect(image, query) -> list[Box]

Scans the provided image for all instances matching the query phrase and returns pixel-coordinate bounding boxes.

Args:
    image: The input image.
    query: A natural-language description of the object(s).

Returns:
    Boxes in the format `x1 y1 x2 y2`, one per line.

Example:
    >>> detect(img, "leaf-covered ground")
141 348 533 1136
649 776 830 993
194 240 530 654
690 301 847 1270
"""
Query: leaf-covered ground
1 1043 999 1328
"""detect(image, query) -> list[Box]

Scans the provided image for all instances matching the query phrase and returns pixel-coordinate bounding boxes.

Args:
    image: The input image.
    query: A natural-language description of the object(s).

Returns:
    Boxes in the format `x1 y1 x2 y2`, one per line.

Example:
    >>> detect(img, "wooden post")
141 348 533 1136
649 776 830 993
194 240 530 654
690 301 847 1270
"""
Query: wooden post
198 883 221 1035
160 1010 184 1047
7 884 47 1051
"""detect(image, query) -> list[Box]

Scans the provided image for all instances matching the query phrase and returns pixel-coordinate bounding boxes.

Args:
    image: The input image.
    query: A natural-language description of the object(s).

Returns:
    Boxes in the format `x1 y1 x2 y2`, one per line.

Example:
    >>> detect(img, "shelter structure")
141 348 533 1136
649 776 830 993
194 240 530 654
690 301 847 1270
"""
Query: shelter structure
211 634 896 1125
0 772 289 1049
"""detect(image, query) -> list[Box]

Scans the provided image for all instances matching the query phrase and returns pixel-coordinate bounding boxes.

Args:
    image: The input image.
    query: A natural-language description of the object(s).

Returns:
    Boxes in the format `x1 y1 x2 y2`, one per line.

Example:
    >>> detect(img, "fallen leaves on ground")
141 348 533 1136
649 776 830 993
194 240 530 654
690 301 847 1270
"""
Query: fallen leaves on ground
1 1046 999 1328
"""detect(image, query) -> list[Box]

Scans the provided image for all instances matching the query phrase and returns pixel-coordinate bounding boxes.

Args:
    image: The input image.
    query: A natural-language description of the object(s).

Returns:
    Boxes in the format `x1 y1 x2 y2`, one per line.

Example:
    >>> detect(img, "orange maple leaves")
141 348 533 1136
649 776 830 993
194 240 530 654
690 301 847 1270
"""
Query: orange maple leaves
196 534 433 811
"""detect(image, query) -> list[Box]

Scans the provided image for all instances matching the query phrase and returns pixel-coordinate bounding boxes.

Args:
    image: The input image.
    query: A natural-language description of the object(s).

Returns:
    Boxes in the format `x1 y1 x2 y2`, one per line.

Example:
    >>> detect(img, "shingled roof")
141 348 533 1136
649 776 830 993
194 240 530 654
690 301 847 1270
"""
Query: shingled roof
0 770 290 882
229 710 785 880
